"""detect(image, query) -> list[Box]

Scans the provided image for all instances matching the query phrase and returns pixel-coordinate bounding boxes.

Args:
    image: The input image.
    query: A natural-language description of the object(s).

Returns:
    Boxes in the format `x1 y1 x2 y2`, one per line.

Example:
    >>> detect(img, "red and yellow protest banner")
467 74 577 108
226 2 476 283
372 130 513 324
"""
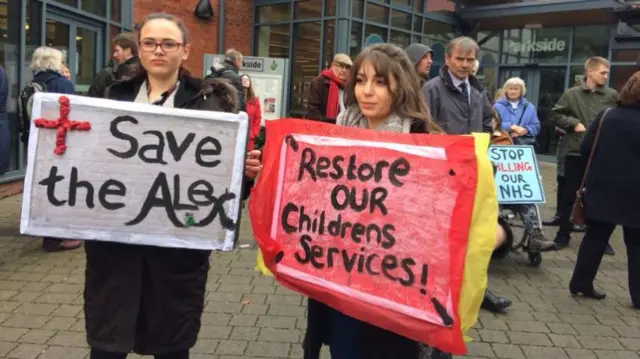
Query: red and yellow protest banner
249 119 496 354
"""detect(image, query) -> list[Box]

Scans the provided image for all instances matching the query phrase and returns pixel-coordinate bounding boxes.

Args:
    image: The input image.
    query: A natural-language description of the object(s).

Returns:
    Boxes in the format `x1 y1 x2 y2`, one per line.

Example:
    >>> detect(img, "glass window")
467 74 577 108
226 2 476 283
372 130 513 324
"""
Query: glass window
75 27 99 94
81 0 106 17
612 49 637 63
390 30 410 48
364 24 388 45
2 0 23 173
54 0 77 6
352 0 364 18
413 0 423 13
366 3 389 24
569 65 584 88
501 27 570 64
295 0 322 20
258 4 291 23
390 10 411 30
477 31 500 66
390 0 411 7
476 67 498 101
323 20 336 69
610 66 637 92
423 20 454 66
111 0 122 23
291 22 321 114
412 15 421 33
254 25 290 58
109 25 121 64
571 25 610 63
350 21 363 57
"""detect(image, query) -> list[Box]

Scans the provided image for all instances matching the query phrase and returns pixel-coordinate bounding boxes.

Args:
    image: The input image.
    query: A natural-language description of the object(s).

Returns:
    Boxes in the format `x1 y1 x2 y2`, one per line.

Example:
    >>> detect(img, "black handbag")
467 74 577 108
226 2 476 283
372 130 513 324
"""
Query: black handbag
512 103 537 147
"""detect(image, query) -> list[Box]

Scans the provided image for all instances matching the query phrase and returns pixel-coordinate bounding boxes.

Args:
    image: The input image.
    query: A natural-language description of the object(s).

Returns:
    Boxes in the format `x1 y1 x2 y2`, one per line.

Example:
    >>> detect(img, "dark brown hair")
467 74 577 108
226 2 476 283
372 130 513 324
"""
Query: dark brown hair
617 71 640 107
344 43 443 134
137 13 189 44
241 74 256 102
113 32 138 57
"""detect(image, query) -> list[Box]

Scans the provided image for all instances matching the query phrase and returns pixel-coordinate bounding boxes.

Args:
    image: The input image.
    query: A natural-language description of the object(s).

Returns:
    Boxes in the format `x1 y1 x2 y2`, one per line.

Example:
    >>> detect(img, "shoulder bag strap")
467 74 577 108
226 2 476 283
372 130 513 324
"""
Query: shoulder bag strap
578 108 611 190
517 103 529 126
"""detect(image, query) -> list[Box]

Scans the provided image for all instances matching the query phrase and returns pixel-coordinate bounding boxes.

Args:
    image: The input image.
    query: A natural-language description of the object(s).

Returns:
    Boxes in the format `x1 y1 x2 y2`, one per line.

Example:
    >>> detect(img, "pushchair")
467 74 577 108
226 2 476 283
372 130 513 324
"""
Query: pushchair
492 163 543 267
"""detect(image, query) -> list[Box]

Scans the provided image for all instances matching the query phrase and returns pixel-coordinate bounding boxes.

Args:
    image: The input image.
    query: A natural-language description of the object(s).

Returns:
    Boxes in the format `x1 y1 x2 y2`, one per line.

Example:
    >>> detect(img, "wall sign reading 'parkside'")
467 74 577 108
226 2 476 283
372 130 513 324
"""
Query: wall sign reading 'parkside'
507 38 567 53
242 58 264 72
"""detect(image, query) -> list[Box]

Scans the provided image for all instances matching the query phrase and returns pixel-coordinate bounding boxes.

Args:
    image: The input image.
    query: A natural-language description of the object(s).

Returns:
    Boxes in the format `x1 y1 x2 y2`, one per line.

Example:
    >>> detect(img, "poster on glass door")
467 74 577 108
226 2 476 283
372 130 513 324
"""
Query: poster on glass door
203 55 290 124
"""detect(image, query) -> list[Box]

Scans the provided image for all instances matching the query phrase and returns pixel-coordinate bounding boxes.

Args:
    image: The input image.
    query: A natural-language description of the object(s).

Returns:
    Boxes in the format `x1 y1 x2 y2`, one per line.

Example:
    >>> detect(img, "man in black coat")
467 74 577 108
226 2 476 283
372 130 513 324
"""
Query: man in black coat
88 33 139 98
205 49 245 112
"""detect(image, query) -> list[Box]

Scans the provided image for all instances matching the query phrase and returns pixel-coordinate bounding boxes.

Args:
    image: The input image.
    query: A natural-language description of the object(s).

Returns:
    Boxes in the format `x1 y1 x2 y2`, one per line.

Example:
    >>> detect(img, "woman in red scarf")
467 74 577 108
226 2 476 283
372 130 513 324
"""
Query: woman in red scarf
306 53 352 123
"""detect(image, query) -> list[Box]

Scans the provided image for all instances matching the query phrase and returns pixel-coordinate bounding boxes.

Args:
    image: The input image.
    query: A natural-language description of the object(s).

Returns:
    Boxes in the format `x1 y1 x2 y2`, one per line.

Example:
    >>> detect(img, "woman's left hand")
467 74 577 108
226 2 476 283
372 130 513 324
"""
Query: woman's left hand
245 150 262 179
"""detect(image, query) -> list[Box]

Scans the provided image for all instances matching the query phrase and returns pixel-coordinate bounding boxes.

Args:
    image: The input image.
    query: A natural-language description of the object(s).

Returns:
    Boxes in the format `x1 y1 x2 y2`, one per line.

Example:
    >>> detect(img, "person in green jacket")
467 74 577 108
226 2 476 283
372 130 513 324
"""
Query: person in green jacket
549 57 617 255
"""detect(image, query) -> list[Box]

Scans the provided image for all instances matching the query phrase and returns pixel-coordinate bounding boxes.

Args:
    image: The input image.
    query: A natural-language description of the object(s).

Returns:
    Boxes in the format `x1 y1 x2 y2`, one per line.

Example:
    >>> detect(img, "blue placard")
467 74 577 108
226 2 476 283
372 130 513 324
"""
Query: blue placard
488 145 545 204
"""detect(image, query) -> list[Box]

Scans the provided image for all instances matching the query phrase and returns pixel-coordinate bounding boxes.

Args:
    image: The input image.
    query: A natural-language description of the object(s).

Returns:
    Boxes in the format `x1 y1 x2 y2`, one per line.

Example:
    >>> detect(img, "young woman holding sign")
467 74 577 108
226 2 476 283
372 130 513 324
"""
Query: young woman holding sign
84 13 261 359
302 43 512 359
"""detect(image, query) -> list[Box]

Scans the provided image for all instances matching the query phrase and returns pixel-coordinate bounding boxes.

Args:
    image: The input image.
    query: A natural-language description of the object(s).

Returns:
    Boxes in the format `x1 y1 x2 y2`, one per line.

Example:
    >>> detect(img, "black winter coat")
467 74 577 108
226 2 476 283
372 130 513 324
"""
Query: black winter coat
84 69 239 355
205 60 245 112
582 104 640 229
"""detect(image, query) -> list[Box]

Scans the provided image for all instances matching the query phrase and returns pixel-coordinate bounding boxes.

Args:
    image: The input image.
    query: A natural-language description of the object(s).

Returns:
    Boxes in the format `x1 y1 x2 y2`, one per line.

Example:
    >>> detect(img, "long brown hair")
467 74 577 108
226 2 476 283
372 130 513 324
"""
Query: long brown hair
241 74 256 102
618 71 640 107
344 43 443 134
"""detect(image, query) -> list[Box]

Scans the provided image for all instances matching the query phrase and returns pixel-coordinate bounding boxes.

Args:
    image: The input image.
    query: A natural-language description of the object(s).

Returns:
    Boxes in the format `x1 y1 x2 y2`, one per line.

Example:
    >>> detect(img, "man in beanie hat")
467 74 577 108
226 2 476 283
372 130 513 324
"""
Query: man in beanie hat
307 53 352 124
404 43 433 87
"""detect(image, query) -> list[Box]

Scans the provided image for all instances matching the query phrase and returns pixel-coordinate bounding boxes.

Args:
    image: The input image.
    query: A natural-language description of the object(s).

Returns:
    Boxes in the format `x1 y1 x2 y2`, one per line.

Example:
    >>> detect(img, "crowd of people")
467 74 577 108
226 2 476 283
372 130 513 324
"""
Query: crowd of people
0 10 638 359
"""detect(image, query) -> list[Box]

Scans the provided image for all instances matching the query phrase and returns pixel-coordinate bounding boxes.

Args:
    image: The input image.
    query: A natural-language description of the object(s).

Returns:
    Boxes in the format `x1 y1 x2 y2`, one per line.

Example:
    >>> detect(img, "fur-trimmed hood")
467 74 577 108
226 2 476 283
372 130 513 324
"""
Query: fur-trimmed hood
105 66 239 113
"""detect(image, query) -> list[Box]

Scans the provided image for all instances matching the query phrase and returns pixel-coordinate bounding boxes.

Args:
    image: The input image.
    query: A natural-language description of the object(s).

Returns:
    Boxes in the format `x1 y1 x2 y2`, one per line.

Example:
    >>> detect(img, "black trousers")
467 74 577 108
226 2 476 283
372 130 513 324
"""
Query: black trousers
555 176 565 216
555 156 585 242
90 348 188 359
570 219 640 306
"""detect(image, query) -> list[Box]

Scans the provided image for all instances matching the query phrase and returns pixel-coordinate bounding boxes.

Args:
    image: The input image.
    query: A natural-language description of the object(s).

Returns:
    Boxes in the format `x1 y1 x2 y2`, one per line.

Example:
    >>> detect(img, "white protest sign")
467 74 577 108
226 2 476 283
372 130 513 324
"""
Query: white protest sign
20 93 248 251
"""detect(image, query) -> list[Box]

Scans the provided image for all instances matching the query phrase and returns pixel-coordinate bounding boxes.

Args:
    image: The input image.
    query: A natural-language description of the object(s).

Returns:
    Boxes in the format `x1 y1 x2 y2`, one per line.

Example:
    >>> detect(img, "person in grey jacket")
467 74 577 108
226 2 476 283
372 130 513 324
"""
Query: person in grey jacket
421 37 493 135
404 43 433 87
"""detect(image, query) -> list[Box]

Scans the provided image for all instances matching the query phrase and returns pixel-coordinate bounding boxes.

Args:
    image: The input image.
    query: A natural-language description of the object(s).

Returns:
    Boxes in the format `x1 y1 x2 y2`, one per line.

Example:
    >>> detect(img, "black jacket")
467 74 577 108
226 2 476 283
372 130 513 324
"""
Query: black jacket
84 69 239 355
88 57 140 98
582 104 640 229
205 59 245 112
422 66 493 135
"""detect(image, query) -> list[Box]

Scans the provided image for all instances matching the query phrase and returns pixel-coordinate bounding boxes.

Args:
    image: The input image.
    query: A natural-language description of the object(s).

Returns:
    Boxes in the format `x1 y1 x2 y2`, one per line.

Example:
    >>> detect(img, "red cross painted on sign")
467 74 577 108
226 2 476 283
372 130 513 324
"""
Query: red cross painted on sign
33 96 91 155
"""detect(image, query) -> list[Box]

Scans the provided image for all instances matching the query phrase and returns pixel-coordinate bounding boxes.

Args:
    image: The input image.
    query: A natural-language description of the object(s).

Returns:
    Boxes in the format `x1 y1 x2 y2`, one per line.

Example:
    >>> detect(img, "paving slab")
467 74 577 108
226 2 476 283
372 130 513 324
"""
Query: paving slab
0 163 638 359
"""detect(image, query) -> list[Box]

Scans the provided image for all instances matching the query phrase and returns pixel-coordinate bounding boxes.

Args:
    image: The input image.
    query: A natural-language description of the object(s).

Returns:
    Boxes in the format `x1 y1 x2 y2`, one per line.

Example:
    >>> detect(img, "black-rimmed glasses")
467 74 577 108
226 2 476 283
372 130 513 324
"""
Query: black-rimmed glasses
139 39 183 52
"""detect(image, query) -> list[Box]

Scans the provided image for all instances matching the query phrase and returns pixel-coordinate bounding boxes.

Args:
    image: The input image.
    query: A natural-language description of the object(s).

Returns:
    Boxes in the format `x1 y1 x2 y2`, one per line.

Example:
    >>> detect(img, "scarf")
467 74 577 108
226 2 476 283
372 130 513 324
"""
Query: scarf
336 105 412 133
321 69 345 119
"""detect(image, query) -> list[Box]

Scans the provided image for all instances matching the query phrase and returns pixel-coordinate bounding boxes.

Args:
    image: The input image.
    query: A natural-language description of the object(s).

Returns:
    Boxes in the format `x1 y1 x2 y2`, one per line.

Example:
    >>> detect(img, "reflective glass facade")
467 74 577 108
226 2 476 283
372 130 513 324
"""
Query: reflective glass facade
253 0 456 117
1 0 132 182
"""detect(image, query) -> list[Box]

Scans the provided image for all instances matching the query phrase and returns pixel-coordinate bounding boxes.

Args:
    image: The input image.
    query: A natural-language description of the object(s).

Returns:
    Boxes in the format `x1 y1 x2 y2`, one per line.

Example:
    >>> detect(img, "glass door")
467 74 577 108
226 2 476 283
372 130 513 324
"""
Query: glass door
45 13 103 95
533 68 566 157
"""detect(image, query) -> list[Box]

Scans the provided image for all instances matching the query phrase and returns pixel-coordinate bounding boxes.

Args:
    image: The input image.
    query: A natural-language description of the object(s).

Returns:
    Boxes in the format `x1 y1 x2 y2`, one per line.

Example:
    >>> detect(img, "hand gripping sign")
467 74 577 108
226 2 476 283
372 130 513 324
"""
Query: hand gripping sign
249 119 497 354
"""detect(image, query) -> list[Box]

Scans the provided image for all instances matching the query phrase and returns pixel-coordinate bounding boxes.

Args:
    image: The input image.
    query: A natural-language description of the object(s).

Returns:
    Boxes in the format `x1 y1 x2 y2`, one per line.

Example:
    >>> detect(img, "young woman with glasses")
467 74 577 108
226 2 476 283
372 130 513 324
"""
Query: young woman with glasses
85 13 261 359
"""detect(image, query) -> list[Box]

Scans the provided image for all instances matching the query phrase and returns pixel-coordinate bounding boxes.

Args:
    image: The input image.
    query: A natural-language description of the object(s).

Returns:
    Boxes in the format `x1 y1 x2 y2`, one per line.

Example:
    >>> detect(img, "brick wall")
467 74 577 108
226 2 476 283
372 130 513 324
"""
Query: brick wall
0 180 24 199
133 0 253 75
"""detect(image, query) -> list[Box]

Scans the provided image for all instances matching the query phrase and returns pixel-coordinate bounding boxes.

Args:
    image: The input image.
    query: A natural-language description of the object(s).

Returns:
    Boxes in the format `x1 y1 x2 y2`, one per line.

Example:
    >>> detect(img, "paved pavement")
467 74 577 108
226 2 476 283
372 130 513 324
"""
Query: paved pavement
0 163 639 359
